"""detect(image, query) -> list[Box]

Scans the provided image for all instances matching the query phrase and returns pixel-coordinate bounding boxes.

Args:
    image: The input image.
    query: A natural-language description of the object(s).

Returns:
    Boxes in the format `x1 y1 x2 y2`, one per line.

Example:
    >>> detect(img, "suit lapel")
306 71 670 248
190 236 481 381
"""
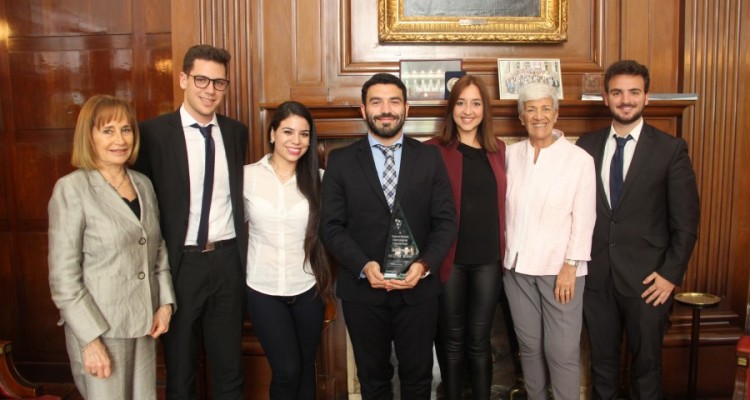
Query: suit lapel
357 138 390 210
166 111 191 191
617 124 655 208
590 129 613 214
86 170 142 227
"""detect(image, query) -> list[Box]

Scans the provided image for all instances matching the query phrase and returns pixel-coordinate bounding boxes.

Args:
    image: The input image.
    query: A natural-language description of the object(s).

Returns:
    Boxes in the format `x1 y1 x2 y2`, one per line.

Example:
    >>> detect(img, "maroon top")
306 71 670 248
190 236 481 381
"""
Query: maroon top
424 137 507 283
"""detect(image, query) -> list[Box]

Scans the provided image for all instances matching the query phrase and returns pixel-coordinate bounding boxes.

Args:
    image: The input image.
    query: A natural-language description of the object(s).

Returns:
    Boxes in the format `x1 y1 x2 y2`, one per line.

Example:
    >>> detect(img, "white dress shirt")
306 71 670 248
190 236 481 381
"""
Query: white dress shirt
180 106 236 245
600 118 644 206
243 154 317 296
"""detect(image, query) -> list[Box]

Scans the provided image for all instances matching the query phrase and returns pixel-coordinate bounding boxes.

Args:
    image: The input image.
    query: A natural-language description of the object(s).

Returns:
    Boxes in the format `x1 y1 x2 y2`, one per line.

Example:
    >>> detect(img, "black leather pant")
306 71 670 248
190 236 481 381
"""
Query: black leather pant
436 262 502 400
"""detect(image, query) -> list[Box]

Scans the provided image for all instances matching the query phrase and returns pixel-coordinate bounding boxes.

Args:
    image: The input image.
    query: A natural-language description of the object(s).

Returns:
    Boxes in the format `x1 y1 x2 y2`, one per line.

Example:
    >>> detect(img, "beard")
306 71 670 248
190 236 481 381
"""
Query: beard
365 111 405 139
611 104 644 125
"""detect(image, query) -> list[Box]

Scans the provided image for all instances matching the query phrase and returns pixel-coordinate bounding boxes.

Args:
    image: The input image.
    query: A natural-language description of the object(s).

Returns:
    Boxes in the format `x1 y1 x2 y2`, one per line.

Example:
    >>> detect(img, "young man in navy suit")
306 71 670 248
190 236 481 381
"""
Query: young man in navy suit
134 44 248 400
320 73 457 400
577 60 700 400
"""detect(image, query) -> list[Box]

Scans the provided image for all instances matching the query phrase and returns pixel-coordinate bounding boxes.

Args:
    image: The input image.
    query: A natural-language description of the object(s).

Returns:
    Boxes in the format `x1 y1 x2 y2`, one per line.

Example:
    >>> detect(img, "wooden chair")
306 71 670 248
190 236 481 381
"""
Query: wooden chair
0 340 60 400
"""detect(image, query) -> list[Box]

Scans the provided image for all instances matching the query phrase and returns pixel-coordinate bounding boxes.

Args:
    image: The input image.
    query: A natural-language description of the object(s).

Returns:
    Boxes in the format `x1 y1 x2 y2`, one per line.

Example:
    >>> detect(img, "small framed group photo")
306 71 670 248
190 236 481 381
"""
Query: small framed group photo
399 59 463 100
497 58 563 99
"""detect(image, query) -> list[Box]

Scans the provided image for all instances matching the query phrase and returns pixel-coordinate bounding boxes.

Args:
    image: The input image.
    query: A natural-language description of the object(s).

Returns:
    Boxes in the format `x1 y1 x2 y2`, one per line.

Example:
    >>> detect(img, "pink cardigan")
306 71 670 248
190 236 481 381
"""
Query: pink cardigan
425 137 507 283
504 132 596 276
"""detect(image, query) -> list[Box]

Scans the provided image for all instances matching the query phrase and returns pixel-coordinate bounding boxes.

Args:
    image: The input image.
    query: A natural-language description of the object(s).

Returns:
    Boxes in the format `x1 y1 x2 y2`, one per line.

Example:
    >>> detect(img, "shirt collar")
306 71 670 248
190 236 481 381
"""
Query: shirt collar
367 132 404 148
180 105 218 129
609 118 644 142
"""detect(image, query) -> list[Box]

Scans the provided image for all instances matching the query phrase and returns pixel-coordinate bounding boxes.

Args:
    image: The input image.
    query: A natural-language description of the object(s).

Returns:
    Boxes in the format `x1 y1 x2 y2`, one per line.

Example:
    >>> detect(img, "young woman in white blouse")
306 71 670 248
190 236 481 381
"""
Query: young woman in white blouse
243 101 333 400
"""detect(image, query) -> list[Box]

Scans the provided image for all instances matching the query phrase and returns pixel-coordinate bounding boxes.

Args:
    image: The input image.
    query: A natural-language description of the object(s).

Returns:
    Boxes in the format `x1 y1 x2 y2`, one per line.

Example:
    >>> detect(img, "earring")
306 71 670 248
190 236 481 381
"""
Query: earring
270 138 275 144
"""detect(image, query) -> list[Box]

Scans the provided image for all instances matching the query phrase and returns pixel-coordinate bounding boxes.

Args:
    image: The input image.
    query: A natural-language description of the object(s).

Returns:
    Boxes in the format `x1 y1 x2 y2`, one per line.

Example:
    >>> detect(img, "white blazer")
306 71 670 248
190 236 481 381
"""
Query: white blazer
48 169 175 345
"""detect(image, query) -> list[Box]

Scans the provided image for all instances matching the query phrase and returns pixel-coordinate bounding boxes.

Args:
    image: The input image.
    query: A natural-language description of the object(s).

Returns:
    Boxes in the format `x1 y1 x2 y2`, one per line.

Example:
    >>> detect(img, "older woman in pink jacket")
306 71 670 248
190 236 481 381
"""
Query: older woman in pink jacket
504 83 596 400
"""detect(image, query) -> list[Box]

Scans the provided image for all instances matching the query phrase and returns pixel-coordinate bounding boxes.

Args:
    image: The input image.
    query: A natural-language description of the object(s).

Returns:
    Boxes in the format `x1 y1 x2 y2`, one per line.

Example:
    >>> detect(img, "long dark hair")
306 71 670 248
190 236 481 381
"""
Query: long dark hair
436 75 497 152
267 101 333 296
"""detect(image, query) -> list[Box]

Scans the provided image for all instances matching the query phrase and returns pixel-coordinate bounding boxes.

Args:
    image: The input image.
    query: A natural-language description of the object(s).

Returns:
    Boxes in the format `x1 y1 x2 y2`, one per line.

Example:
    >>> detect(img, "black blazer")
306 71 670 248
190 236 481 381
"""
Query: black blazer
320 136 457 306
576 123 700 297
133 110 248 279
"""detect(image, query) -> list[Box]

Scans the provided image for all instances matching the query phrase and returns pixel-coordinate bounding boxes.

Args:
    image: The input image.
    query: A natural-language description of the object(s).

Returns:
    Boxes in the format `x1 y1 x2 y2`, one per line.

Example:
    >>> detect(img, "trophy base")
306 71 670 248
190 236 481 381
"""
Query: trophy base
383 272 407 280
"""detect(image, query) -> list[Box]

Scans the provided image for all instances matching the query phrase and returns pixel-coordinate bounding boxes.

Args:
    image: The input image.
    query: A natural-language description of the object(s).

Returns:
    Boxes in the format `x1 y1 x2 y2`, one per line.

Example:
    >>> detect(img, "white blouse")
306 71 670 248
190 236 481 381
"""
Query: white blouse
243 154 317 296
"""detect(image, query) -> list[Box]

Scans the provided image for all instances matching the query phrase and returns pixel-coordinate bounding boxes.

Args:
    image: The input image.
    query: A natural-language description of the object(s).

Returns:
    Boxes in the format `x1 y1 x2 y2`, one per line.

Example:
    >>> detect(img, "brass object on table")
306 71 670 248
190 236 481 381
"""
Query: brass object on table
674 292 721 307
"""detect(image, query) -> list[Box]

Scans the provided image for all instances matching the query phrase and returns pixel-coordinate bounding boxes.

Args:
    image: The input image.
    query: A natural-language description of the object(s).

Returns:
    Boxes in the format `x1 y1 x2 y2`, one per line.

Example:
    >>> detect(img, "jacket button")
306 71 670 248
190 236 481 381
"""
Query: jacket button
139 237 146 245
609 242 616 247
138 272 145 279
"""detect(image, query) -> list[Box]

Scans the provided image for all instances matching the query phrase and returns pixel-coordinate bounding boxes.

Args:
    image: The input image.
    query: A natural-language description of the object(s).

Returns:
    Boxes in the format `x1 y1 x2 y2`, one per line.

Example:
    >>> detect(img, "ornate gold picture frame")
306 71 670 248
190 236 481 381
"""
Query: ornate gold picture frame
378 0 568 43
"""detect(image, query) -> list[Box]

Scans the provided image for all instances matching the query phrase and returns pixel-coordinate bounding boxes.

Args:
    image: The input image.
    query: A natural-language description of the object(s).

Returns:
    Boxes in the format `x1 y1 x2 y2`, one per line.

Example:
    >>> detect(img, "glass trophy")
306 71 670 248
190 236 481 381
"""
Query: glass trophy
382 202 419 279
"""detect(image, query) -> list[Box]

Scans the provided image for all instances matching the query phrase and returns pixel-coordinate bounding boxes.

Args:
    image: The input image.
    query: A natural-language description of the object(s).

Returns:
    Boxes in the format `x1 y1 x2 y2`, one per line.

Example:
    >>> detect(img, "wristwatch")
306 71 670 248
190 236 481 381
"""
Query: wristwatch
564 259 579 268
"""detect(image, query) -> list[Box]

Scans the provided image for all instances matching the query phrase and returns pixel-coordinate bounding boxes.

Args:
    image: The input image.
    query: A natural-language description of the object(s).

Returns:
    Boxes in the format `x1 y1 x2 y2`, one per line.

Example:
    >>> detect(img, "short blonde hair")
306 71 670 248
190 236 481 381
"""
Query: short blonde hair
71 95 140 169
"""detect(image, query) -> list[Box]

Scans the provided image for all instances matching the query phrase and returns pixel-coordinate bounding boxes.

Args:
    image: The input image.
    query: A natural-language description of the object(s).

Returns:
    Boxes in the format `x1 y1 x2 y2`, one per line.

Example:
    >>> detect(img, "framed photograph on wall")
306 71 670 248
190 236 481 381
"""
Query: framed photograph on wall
497 58 563 99
400 59 463 100
379 0 568 43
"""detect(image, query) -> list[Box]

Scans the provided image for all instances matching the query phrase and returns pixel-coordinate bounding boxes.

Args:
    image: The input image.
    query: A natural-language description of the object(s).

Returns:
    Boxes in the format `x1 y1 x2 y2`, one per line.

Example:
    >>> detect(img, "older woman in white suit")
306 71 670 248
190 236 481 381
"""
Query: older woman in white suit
48 95 175 400
503 83 596 400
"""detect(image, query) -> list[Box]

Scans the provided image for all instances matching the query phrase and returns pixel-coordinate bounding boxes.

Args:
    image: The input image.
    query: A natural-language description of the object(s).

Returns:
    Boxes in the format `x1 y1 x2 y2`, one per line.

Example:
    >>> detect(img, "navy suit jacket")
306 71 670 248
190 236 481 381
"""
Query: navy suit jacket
133 110 248 280
576 123 700 296
320 135 457 305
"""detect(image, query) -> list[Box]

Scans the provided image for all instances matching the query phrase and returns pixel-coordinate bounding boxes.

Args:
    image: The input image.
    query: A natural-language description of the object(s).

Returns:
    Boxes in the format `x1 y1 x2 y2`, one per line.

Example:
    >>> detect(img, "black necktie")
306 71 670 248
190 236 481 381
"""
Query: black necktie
191 123 214 250
609 134 632 209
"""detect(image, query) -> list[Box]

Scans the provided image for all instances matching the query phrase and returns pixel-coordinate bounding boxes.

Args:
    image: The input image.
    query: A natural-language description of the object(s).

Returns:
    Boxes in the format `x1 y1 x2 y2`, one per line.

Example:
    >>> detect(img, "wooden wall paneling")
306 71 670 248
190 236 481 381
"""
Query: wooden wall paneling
7 45 135 130
681 0 743 309
291 0 326 101
0 0 19 345
12 233 69 382
12 142 72 226
724 0 750 325
657 0 746 397
170 0 199 105
5 1 132 37
133 0 174 121
0 235 15 341
143 37 177 118
619 0 682 92
256 0 293 107
0 2 12 227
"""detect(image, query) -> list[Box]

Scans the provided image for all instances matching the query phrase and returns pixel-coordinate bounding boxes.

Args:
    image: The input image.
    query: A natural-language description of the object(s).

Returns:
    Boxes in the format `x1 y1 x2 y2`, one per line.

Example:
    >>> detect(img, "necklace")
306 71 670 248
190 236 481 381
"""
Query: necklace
106 173 127 191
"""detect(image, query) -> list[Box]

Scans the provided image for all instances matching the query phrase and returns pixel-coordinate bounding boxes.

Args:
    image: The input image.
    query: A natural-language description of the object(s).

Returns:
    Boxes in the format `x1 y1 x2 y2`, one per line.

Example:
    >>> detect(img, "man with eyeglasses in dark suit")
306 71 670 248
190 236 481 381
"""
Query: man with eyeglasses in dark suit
134 44 248 400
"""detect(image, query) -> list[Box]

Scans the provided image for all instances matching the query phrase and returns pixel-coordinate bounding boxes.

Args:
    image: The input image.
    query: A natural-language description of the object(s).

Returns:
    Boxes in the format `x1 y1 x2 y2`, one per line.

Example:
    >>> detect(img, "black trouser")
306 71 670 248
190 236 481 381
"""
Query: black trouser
343 293 439 400
584 277 672 400
162 243 245 400
436 262 502 400
246 285 324 400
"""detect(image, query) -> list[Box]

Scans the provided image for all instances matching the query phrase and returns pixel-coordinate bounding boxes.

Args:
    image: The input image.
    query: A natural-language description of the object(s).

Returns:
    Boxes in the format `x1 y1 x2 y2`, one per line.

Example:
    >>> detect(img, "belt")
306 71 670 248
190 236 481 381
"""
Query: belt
182 238 236 253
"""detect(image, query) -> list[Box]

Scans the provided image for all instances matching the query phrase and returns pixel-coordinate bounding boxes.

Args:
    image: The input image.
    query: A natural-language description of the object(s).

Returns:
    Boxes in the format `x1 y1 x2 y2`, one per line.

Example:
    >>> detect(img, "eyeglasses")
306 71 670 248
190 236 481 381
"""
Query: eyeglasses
188 74 230 91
